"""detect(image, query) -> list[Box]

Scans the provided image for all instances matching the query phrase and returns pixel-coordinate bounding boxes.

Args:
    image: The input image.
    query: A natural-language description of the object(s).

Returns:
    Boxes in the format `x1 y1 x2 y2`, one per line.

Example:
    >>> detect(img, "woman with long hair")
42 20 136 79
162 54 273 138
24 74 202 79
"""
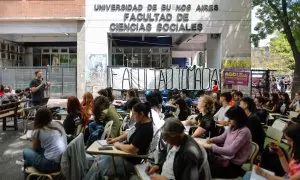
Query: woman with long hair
192 95 217 138
63 96 88 135
201 106 252 179
264 93 281 113
174 98 191 121
280 92 291 114
85 102 153 179
81 92 94 120
23 108 67 174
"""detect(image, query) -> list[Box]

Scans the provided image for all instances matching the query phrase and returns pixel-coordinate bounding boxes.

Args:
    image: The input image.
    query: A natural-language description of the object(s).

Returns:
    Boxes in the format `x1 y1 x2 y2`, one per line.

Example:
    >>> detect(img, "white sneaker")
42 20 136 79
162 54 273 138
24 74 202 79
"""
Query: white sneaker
16 159 24 166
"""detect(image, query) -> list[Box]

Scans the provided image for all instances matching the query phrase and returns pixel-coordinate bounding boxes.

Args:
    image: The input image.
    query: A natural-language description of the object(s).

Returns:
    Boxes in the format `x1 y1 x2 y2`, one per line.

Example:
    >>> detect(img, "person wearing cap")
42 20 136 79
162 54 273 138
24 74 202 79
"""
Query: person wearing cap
146 118 210 180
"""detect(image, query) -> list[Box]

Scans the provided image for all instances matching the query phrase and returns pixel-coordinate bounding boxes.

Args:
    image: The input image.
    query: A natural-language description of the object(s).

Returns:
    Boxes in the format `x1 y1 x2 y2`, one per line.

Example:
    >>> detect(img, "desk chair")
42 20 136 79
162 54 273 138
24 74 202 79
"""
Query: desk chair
242 142 259 171
25 167 61 180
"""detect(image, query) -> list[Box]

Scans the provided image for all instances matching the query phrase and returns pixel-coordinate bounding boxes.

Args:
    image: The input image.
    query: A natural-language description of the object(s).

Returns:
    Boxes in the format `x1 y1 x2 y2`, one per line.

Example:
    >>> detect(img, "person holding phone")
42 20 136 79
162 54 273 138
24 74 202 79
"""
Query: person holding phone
30 70 49 106
84 102 153 179
243 123 300 180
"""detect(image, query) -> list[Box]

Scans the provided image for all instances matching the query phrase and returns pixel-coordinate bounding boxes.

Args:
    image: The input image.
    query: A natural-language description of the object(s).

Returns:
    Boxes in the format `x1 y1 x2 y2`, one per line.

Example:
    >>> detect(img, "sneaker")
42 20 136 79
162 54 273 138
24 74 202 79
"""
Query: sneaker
16 159 24 166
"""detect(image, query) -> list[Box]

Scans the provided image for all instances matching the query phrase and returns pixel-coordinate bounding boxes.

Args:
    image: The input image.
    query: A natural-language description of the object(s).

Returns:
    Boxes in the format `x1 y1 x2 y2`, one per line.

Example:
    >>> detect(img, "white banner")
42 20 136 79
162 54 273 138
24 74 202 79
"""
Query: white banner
108 67 220 90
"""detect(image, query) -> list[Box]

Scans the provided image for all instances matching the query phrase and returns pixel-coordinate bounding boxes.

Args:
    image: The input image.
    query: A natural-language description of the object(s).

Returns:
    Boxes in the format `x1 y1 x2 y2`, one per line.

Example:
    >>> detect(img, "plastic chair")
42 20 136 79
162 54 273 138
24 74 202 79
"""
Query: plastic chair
101 121 113 140
25 167 61 180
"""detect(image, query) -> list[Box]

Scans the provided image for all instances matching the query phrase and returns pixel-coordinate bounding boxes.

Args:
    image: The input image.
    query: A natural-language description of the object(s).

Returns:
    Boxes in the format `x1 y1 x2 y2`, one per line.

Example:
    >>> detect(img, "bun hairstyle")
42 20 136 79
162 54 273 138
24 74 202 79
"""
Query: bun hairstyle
132 102 153 122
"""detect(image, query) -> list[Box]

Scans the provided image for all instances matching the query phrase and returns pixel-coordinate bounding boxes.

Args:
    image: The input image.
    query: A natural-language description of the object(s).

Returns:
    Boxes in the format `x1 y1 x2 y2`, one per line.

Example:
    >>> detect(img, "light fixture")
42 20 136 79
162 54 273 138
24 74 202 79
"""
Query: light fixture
64 33 70 36
156 35 170 38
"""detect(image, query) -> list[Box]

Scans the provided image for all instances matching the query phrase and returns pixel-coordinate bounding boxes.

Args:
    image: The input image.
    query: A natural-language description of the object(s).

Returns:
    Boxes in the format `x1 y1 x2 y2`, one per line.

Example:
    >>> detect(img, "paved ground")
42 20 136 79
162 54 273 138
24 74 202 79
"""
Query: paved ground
0 118 32 180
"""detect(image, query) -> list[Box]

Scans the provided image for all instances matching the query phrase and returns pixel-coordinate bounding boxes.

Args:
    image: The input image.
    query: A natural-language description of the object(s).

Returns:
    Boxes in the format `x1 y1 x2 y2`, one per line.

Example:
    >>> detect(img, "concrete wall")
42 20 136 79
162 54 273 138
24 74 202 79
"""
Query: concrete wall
84 0 251 94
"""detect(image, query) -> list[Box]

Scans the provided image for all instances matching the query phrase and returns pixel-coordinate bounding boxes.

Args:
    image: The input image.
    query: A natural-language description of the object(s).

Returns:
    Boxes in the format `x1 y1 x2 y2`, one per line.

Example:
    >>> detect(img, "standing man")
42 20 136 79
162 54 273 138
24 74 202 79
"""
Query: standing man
30 70 48 106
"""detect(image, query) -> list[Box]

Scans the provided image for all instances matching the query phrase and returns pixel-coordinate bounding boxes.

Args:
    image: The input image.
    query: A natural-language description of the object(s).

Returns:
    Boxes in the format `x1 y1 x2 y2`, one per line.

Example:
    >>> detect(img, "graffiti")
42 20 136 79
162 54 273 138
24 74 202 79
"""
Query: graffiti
85 54 107 88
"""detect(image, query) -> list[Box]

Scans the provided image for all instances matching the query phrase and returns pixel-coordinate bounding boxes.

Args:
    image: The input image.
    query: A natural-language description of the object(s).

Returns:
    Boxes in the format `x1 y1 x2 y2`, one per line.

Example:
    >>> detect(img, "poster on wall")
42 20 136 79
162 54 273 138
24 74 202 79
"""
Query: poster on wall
85 54 107 89
223 70 249 86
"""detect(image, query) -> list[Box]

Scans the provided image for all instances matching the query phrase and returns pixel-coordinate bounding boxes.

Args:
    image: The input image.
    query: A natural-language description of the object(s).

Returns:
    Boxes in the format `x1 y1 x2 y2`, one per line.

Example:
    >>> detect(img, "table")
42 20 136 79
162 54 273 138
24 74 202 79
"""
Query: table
87 140 148 176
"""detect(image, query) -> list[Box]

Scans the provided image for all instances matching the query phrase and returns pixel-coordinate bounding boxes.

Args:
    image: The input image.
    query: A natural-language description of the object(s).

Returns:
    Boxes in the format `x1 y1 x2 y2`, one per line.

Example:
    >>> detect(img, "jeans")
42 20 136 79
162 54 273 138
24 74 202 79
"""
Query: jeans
84 155 135 179
243 171 251 180
23 147 60 173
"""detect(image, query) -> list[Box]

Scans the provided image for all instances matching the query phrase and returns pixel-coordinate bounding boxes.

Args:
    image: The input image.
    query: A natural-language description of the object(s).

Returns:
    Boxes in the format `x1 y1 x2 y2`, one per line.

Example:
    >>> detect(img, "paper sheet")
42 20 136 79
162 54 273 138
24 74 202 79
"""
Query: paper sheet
97 140 113 147
250 166 274 180
135 164 150 180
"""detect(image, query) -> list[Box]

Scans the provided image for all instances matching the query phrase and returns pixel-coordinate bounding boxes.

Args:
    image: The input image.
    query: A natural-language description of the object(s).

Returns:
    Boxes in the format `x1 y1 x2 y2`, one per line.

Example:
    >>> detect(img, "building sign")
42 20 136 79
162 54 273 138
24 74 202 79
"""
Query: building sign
94 4 219 32
107 67 220 90
223 70 249 86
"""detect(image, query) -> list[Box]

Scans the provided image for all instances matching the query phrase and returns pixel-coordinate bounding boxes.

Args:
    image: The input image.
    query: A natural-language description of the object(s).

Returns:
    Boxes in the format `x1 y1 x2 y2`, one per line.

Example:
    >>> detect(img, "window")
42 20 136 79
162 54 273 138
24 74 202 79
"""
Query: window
111 47 171 68
32 47 77 67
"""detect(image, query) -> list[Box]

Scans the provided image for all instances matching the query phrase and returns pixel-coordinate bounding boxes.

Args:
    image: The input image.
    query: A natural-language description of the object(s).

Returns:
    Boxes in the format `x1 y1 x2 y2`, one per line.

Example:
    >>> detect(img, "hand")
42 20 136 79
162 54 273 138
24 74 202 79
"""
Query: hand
199 141 212 149
107 138 116 144
255 166 267 178
150 174 168 180
206 138 212 144
145 165 160 175
113 142 121 149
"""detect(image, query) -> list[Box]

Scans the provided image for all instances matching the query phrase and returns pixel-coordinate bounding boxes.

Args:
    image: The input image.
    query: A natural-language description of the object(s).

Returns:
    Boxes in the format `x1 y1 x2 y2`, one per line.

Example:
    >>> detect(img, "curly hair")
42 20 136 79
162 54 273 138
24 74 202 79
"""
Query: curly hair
199 95 214 114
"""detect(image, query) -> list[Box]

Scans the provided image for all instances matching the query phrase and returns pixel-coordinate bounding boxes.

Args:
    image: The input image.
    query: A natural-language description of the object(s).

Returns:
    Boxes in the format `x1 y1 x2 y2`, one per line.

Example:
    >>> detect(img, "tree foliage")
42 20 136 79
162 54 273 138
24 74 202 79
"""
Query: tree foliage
252 0 300 95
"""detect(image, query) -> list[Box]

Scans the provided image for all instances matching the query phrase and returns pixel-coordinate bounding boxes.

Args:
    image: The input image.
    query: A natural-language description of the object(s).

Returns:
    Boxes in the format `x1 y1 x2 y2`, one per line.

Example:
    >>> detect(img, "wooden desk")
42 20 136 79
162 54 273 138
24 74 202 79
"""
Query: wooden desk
87 140 147 158
87 140 147 176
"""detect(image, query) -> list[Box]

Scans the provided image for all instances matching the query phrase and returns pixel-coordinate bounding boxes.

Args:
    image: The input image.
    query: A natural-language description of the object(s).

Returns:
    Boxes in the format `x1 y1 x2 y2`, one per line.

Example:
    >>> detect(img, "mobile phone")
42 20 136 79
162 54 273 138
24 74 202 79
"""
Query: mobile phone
98 146 113 151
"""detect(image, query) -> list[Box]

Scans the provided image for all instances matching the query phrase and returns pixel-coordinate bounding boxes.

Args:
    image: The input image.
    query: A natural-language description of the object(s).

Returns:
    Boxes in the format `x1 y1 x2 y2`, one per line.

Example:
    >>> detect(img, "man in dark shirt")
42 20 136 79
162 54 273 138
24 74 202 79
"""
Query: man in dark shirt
30 70 47 106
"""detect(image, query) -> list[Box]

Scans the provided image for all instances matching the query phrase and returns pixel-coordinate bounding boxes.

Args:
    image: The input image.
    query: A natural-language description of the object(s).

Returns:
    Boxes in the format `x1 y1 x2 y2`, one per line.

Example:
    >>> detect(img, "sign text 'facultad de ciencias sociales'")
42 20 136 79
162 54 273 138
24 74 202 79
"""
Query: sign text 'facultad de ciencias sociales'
94 4 219 32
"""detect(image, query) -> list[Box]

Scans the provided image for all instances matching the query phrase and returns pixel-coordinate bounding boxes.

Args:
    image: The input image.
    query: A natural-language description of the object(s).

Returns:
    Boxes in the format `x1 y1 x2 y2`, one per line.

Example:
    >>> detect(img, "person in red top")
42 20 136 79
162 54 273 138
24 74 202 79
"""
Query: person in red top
0 84 4 97
244 123 300 180
212 80 219 93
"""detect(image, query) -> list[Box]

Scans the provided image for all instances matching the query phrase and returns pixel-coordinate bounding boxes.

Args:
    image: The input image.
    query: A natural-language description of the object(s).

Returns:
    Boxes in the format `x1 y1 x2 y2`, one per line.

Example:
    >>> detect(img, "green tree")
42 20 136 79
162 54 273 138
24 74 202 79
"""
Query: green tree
266 33 295 70
252 0 300 95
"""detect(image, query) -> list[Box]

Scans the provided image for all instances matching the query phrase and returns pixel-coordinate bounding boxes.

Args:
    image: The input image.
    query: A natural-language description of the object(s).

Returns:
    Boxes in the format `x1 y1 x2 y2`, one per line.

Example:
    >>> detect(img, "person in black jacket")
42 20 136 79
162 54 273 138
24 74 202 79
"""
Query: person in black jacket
240 97 266 151
146 118 210 180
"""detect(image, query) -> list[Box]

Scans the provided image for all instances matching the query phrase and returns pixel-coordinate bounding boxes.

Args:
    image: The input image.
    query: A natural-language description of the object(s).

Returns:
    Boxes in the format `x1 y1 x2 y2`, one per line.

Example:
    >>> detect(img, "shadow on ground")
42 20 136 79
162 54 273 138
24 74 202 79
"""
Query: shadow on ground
0 119 32 180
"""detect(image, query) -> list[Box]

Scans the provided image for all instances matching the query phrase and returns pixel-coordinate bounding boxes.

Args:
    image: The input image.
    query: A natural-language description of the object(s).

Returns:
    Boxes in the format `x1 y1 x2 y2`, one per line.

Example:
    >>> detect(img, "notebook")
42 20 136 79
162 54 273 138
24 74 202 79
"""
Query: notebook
135 164 150 180
97 140 113 147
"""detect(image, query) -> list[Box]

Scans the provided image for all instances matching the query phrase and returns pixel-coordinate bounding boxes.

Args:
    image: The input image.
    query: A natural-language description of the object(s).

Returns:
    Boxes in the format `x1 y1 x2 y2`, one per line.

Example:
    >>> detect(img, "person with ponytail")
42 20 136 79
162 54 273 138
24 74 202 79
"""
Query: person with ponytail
84 102 154 179
23 108 67 174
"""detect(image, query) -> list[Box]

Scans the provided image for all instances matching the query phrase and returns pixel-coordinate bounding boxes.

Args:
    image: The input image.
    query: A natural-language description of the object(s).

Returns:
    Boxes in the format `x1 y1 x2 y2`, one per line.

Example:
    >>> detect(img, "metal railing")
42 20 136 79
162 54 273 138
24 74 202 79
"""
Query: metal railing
0 66 77 98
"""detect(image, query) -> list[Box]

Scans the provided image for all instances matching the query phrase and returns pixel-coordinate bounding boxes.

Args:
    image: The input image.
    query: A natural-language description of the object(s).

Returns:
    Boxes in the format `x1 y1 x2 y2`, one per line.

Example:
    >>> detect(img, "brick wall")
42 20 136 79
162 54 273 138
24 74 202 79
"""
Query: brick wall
0 0 84 18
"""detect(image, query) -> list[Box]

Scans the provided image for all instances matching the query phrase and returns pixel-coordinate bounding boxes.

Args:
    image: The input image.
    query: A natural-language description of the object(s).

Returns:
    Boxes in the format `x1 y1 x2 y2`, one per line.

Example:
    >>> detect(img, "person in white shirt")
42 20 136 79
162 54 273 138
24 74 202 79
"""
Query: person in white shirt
214 92 232 127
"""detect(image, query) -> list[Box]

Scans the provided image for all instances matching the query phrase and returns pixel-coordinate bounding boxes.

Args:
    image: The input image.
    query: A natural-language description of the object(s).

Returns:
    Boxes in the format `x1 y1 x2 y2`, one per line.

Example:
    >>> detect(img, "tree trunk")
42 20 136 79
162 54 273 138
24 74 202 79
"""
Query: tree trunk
292 53 300 98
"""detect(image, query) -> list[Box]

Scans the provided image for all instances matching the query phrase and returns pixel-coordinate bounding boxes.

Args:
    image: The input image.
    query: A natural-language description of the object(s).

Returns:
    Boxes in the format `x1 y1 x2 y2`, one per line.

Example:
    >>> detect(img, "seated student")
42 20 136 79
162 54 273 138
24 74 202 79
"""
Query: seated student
240 97 266 151
213 92 232 127
174 98 191 121
105 87 114 103
192 95 217 138
233 91 243 107
264 93 281 113
180 89 193 107
81 92 94 121
121 97 140 131
23 108 67 174
146 92 165 129
202 106 252 179
254 96 269 124
63 96 87 136
0 84 4 97
243 123 300 180
84 102 153 179
87 96 109 145
1 87 18 104
290 91 300 113
122 89 138 111
146 118 209 180
280 92 291 114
